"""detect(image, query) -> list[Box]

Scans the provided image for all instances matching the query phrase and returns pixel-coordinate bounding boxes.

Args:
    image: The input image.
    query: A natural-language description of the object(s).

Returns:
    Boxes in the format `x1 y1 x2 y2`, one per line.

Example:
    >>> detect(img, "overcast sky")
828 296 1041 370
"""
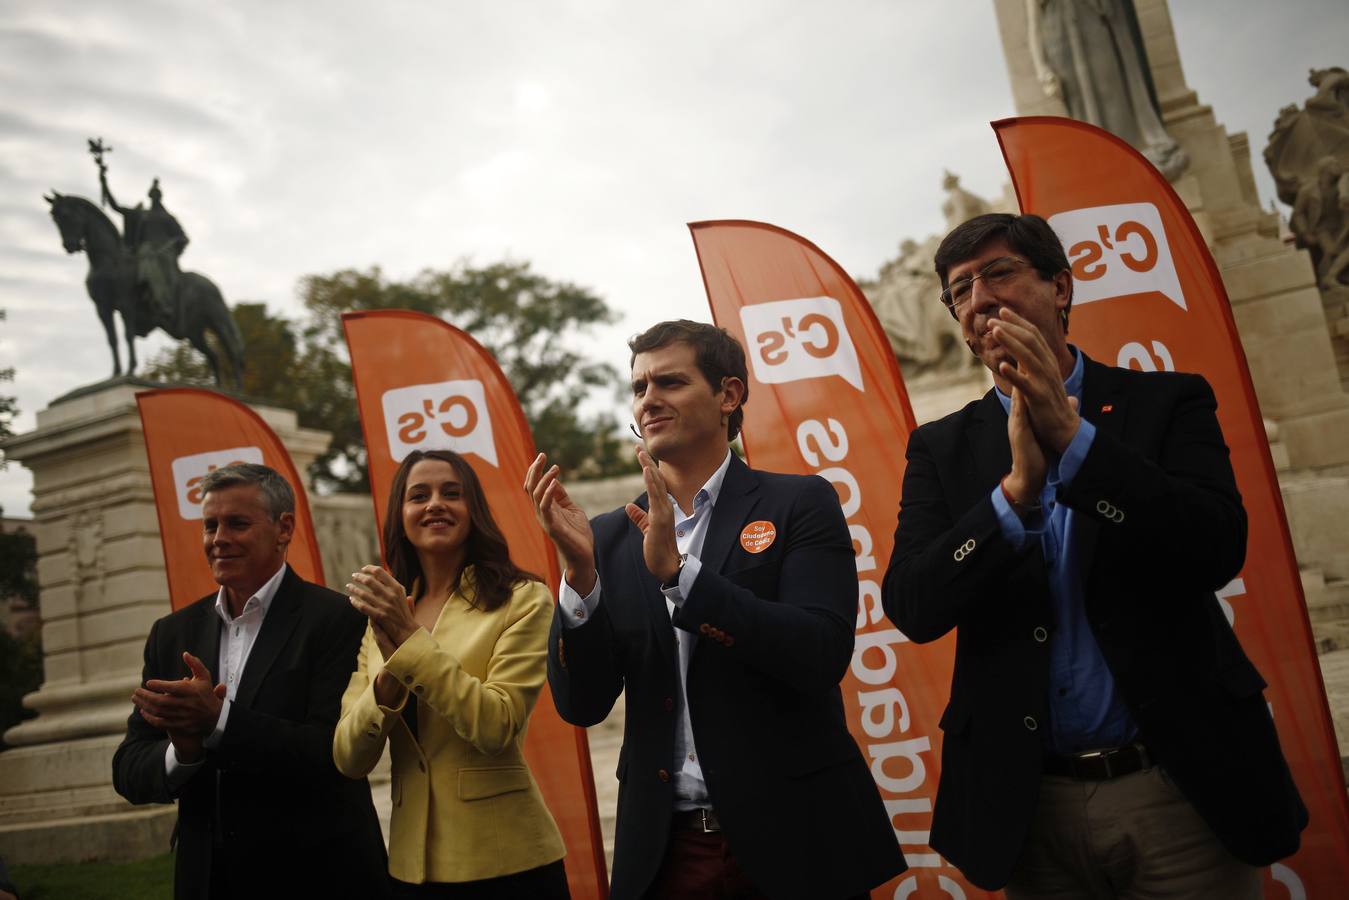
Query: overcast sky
1 0 1343 516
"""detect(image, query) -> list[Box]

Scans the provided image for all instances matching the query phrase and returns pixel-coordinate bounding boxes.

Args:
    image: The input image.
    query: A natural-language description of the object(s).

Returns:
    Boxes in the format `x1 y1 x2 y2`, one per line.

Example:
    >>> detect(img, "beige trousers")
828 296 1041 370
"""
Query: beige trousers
1004 766 1262 899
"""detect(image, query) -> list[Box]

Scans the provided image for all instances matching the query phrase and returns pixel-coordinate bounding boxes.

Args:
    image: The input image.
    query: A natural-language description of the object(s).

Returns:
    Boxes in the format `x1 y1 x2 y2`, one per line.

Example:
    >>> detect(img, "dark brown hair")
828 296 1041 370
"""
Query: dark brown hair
628 319 749 440
933 212 1074 332
381 449 541 612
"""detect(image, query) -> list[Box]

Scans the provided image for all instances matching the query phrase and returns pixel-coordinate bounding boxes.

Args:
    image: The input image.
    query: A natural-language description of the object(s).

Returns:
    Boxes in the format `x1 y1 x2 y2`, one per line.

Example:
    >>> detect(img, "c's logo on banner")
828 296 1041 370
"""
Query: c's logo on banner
381 379 498 466
1048 202 1186 310
739 297 864 391
171 446 265 520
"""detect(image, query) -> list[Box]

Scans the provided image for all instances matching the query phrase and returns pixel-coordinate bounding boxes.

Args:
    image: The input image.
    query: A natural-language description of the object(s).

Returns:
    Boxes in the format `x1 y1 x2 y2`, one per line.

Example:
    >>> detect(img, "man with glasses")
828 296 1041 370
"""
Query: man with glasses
882 213 1306 898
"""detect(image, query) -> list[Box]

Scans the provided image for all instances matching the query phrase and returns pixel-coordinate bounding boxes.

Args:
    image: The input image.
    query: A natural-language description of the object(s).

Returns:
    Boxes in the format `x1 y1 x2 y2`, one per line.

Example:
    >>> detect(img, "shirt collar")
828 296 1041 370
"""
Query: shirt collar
674 448 734 514
994 345 1084 415
214 562 288 624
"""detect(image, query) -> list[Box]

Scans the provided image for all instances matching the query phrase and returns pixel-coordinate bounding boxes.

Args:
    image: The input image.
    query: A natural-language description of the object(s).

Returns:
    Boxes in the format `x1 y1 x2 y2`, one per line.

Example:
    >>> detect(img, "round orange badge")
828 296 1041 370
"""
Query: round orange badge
739 520 777 554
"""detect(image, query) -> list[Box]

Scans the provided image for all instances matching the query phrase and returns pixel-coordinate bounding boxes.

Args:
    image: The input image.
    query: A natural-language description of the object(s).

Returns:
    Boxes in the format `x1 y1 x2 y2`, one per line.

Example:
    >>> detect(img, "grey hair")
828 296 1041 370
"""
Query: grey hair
199 463 296 521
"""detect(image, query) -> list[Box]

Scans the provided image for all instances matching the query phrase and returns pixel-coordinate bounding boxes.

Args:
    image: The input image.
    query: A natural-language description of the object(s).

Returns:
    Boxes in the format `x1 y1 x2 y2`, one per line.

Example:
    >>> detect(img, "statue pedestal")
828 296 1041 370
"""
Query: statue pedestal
0 380 330 863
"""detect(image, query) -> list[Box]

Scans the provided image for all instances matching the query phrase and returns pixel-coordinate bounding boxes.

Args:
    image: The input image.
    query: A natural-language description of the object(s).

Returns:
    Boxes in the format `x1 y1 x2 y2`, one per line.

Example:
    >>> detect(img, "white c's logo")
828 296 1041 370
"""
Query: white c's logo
739 297 864 391
171 446 265 520
381 379 498 466
1049 202 1186 310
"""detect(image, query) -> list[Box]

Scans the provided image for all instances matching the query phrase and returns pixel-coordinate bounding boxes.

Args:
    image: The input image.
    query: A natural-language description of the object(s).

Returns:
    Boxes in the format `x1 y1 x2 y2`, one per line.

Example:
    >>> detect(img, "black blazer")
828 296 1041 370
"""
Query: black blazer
112 566 388 900
882 355 1307 890
547 455 906 900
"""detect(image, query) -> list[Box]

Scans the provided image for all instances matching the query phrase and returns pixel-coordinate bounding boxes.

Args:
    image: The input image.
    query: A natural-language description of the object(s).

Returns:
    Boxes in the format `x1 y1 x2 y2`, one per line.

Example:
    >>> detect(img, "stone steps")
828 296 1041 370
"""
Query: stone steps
1303 570 1349 654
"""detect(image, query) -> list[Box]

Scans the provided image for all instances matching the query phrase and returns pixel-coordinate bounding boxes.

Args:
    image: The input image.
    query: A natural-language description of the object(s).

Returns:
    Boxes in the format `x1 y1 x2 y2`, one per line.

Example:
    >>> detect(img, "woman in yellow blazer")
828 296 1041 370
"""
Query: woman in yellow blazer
335 448 568 898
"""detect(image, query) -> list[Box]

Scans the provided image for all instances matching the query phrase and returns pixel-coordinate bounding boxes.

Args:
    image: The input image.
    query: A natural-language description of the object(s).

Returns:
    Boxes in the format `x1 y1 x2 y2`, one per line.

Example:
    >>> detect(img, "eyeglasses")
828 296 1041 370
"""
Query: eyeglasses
939 257 1034 318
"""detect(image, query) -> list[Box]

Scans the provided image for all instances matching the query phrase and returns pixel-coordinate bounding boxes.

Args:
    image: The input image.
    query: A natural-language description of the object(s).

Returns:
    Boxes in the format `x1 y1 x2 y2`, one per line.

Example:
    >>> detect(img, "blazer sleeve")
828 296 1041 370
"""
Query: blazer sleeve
1059 373 1247 590
209 596 366 784
111 617 178 804
671 474 857 694
379 579 554 756
546 592 624 728
332 624 400 779
882 426 1038 644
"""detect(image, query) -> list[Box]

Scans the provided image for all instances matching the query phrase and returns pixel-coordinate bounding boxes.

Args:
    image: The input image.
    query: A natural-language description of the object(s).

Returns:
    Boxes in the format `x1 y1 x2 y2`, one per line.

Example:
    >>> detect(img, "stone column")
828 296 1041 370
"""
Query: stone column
0 378 330 863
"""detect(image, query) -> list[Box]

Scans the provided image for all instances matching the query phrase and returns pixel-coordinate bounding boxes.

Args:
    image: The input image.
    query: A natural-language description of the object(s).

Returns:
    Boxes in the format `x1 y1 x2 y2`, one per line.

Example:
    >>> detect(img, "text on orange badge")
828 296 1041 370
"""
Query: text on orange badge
739 520 777 554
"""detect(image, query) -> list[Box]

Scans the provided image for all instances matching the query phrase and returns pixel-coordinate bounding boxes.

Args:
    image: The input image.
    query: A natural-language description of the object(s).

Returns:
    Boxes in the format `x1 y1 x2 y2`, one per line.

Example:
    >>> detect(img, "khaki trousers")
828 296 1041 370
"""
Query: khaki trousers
1005 766 1262 899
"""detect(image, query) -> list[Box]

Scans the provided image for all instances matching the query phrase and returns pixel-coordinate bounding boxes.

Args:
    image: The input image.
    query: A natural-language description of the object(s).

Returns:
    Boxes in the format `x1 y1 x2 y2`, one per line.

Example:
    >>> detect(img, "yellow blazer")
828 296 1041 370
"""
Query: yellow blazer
333 571 565 884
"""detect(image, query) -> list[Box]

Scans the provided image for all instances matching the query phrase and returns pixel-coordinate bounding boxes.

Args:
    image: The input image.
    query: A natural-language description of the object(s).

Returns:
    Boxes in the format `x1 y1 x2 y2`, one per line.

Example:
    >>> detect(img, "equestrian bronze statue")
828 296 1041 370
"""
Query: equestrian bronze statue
45 138 245 387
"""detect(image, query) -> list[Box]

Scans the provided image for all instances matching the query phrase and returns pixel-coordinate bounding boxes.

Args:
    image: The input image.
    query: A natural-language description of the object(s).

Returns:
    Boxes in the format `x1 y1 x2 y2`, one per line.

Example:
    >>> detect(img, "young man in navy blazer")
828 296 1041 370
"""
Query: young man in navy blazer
528 320 905 900
883 213 1307 898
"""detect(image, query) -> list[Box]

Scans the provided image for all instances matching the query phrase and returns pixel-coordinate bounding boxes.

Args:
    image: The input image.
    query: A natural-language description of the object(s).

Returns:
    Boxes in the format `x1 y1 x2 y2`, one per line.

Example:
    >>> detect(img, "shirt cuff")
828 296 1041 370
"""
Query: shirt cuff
659 556 702 607
1052 419 1097 490
991 484 1028 551
203 698 230 749
558 575 601 628
164 742 205 789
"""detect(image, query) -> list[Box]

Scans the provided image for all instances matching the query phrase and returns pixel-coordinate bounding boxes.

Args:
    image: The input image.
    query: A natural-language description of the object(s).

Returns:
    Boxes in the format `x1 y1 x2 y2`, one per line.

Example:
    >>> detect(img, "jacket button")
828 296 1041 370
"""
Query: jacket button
1033 626 1048 643
403 674 414 685
699 623 711 635
1024 716 1038 732
663 697 674 712
724 635 735 647
413 684 425 694
1096 499 1111 514
658 768 670 782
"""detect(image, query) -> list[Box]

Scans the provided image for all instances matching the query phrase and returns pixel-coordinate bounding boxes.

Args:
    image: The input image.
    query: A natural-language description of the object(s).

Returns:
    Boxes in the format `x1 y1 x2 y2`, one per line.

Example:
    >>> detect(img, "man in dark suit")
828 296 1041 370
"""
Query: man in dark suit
527 320 905 900
113 463 387 899
883 213 1307 898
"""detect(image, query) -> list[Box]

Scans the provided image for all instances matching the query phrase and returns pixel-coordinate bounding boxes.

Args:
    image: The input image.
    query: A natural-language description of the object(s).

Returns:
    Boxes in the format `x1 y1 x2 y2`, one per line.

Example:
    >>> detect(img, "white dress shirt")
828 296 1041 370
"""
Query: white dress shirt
164 563 288 786
559 449 733 811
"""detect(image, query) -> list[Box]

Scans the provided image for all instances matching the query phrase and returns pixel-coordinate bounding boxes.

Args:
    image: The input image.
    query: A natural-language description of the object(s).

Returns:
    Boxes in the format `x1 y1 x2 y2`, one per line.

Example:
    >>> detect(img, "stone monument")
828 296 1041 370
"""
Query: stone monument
1023 0 1188 180
860 172 1005 424
1265 67 1349 390
44 139 246 387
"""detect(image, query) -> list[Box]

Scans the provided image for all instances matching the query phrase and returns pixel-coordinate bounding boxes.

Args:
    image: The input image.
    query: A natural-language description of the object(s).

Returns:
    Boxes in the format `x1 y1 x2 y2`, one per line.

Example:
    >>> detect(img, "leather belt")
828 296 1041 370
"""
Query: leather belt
672 808 721 833
1043 742 1151 781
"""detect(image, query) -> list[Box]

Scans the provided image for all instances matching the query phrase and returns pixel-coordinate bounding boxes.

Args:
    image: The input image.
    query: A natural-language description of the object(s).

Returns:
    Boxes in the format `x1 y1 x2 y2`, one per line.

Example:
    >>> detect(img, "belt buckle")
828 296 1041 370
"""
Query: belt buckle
698 808 714 833
1072 748 1107 779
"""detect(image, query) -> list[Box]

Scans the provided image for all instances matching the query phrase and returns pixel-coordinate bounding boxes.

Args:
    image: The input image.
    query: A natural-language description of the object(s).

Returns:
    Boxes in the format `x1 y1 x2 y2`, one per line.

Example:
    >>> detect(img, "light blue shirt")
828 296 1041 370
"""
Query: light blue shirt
989 348 1138 754
559 449 733 809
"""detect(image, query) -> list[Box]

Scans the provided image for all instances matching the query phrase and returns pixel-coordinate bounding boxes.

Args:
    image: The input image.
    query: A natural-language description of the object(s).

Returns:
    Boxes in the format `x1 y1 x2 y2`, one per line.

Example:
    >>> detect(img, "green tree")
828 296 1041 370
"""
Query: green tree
144 261 634 492
0 520 40 750
0 309 18 460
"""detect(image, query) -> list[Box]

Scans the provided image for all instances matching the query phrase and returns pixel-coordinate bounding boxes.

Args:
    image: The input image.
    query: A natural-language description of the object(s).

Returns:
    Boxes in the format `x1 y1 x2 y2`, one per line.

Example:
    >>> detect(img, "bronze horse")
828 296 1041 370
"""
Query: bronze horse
45 191 245 387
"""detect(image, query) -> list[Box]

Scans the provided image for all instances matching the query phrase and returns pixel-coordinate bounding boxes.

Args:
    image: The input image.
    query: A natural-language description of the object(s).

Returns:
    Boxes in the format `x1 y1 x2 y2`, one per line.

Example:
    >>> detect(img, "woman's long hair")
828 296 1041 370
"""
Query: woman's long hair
382 449 542 611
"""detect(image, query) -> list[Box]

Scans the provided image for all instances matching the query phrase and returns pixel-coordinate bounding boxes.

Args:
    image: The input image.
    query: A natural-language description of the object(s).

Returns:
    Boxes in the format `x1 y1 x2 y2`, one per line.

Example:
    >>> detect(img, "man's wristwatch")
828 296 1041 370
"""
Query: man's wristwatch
661 553 690 590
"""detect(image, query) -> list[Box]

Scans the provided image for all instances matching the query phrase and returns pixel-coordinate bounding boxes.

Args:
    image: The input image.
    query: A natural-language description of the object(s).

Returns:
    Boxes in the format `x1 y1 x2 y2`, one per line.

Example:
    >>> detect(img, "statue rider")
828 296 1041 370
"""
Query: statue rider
97 154 188 333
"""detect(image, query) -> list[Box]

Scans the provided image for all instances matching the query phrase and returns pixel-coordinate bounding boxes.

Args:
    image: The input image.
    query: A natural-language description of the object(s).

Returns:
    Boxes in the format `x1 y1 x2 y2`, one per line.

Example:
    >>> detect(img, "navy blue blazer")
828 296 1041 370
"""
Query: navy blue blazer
112 567 388 900
883 356 1307 890
548 455 906 900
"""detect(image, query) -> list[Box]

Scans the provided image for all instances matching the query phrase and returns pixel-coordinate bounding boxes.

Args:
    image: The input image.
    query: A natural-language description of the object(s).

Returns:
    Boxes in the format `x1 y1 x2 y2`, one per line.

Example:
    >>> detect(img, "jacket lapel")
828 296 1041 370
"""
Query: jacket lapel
190 597 223 683
626 493 679 671
967 390 1012 503
688 457 761 672
700 455 761 576
233 566 302 709
1072 355 1126 578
